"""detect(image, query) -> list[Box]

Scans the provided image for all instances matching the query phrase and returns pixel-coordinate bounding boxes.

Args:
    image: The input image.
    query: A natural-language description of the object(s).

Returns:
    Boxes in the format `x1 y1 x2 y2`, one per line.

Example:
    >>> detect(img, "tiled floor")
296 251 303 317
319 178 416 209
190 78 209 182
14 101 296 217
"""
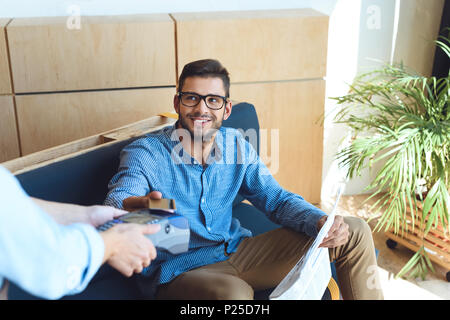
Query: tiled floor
320 193 450 300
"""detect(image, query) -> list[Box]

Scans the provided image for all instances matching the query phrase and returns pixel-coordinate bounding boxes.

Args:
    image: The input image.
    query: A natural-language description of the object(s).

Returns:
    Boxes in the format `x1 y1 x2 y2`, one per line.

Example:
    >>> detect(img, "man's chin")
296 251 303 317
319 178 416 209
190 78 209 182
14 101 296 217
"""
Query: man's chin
178 118 222 141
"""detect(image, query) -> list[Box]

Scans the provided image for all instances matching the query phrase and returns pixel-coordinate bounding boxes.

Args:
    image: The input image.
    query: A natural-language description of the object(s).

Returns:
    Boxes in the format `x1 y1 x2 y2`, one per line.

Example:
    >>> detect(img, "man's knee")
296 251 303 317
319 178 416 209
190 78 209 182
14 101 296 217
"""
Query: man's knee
205 275 254 300
344 216 373 247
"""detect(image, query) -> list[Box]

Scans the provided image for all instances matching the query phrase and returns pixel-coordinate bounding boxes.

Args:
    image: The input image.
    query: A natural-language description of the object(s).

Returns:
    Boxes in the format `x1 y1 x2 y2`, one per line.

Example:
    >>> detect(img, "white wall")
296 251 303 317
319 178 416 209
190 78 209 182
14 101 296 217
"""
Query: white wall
0 0 337 17
0 0 444 198
323 0 399 197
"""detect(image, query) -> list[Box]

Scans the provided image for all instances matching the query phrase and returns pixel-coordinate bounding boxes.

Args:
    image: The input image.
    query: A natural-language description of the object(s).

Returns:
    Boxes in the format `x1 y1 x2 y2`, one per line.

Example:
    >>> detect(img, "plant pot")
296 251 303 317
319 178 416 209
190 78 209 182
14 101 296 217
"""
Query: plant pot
384 201 450 281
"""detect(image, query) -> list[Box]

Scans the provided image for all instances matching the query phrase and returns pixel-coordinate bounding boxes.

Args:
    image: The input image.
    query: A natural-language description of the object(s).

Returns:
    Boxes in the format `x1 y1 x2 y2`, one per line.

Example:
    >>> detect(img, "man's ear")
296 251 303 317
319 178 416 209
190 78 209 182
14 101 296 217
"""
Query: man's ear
223 100 232 121
173 94 180 114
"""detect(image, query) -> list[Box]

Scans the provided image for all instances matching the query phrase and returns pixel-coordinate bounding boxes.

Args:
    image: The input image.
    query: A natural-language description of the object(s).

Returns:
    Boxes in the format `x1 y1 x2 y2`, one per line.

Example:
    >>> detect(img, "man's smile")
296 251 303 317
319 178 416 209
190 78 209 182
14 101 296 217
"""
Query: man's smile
189 116 213 128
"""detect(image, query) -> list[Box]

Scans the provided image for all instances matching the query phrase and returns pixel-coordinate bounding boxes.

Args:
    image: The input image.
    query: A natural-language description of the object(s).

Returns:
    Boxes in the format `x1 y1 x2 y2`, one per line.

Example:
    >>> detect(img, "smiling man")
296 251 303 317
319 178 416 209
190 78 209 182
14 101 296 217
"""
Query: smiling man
172 68 232 167
104 59 383 300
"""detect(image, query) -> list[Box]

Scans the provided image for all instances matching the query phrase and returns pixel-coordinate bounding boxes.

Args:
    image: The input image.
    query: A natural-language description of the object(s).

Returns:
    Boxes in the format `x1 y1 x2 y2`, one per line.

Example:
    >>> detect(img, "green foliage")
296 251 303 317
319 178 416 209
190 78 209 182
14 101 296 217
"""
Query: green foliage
396 245 435 280
332 29 450 279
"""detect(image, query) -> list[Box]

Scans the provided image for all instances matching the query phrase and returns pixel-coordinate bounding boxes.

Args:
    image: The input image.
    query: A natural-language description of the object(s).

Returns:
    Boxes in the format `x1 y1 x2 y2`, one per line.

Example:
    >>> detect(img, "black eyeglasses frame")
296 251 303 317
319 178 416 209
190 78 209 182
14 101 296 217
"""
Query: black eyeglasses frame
177 91 228 110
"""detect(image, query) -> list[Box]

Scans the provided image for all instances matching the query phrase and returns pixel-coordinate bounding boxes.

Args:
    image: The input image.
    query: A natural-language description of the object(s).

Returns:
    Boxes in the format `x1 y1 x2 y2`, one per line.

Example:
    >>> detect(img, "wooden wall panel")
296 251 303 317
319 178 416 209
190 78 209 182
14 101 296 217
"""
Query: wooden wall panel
230 80 325 204
0 19 12 94
173 9 329 83
16 87 176 155
7 14 176 93
0 95 20 162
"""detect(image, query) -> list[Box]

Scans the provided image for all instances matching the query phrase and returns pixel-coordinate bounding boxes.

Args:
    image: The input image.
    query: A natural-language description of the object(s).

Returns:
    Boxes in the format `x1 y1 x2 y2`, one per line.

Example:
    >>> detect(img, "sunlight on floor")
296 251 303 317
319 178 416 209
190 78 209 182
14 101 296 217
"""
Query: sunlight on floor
377 267 443 300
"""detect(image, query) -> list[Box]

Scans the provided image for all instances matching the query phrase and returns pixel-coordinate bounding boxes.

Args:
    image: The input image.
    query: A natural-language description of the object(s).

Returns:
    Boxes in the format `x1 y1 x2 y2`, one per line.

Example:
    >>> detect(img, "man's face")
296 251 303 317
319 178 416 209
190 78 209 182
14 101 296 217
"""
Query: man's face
174 76 232 141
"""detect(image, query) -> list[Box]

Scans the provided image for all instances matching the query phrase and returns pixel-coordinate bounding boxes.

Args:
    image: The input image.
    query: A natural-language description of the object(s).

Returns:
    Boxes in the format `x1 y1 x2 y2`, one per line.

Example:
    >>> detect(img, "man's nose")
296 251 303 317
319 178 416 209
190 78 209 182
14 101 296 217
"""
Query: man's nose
194 97 210 114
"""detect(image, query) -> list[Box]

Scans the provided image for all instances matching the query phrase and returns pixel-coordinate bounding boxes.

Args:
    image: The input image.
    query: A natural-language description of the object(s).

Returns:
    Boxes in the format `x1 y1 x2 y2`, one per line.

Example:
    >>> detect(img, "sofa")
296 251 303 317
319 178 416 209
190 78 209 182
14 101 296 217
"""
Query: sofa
7 102 336 300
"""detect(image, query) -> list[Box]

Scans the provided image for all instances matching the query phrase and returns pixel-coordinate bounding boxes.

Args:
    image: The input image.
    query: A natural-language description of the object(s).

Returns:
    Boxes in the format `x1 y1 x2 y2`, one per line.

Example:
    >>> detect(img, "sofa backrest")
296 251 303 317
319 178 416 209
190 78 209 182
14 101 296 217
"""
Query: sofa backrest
15 102 259 206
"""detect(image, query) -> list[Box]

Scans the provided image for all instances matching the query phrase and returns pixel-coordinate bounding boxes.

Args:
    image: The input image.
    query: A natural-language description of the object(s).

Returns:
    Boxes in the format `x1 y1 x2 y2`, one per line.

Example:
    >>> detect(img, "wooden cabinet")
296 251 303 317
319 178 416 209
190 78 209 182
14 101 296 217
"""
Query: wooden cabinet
0 19 12 94
0 95 20 162
15 87 175 155
5 14 178 156
7 15 176 93
173 9 328 83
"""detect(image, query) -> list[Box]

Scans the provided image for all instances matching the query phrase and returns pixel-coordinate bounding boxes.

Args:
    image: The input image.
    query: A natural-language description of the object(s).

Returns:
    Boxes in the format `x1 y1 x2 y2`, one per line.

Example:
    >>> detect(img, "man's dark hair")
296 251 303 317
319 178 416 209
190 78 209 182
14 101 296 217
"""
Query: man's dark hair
178 59 230 97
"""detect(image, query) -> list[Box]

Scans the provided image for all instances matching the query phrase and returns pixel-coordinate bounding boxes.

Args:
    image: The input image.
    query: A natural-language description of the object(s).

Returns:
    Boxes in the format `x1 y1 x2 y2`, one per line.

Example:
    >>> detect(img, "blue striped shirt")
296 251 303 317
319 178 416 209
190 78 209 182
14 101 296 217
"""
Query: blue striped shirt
104 123 326 296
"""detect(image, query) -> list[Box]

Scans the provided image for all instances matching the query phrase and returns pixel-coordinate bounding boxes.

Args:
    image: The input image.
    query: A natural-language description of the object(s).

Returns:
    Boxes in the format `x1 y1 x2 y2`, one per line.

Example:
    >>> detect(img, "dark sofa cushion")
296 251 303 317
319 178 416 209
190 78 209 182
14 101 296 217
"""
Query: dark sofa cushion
232 203 280 236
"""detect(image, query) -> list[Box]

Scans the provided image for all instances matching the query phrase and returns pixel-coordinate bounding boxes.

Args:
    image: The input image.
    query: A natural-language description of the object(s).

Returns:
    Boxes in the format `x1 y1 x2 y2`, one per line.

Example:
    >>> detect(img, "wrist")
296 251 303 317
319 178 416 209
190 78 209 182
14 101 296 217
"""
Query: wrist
317 215 328 230
100 229 119 264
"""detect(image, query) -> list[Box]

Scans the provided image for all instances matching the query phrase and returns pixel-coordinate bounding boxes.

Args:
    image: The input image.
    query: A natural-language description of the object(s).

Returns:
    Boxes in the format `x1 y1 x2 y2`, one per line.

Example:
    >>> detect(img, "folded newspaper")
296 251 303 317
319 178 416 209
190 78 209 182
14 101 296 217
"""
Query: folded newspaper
269 186 344 300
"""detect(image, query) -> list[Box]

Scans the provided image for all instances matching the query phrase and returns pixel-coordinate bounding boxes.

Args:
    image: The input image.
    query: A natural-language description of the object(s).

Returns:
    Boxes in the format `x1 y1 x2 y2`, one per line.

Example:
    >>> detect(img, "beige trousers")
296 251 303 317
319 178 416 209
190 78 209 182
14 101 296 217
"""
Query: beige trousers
156 216 384 300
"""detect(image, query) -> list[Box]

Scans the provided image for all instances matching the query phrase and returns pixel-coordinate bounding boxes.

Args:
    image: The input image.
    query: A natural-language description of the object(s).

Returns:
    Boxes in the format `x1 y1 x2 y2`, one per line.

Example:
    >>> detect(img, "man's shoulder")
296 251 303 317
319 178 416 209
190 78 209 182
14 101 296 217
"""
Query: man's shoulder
220 126 257 150
121 125 174 157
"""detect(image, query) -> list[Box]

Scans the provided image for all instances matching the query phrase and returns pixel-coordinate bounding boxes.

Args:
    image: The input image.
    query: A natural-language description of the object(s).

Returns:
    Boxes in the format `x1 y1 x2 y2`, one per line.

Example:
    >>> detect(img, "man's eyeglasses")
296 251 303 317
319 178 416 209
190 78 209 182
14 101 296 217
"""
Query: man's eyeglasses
178 92 228 110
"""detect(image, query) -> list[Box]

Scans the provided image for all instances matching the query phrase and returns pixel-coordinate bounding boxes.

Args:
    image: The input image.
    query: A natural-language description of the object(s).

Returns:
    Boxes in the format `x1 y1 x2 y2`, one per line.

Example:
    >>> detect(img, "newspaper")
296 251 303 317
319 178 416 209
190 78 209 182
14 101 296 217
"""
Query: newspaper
269 186 344 300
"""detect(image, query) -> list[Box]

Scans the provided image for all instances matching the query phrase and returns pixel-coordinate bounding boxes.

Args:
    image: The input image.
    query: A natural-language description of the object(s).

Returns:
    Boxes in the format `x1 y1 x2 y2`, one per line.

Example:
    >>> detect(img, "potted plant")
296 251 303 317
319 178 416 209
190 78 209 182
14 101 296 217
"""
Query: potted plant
331 29 449 280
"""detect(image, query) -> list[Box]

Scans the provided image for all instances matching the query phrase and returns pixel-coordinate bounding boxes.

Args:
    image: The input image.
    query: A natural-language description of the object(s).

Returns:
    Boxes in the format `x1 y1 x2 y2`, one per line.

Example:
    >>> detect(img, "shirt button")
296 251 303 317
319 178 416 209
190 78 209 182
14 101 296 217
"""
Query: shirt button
201 198 205 203
206 226 211 232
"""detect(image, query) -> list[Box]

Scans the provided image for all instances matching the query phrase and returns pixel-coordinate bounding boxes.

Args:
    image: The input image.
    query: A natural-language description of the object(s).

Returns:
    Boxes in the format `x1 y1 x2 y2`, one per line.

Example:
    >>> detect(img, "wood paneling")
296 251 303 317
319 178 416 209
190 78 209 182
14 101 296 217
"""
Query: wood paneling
230 80 325 204
0 19 12 94
173 9 329 83
15 87 176 155
7 14 176 93
0 95 20 162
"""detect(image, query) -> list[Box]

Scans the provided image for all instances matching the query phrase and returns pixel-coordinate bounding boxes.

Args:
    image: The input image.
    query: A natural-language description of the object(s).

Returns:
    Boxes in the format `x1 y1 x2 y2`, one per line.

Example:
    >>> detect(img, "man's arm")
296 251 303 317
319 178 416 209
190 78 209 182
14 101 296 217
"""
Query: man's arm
238 139 326 238
0 188 105 299
31 198 127 227
238 139 349 246
104 141 158 209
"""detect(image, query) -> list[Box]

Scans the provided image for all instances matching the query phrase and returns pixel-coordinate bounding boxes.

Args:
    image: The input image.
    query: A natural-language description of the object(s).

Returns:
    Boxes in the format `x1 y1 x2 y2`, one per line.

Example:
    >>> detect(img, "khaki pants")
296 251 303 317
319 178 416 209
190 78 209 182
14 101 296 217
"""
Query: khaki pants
156 216 384 300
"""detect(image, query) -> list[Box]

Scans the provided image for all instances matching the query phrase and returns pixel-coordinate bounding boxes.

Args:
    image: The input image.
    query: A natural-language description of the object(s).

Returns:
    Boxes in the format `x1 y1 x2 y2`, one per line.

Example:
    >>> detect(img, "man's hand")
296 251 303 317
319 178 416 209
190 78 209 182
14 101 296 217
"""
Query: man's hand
317 215 349 248
101 223 160 277
122 191 163 211
31 198 127 227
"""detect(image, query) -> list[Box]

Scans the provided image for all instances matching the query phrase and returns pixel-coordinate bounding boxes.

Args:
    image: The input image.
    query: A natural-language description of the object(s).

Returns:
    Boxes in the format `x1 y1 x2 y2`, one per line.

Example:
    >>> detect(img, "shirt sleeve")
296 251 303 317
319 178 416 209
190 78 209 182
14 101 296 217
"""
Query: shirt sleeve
237 138 326 238
104 139 158 208
0 166 105 300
